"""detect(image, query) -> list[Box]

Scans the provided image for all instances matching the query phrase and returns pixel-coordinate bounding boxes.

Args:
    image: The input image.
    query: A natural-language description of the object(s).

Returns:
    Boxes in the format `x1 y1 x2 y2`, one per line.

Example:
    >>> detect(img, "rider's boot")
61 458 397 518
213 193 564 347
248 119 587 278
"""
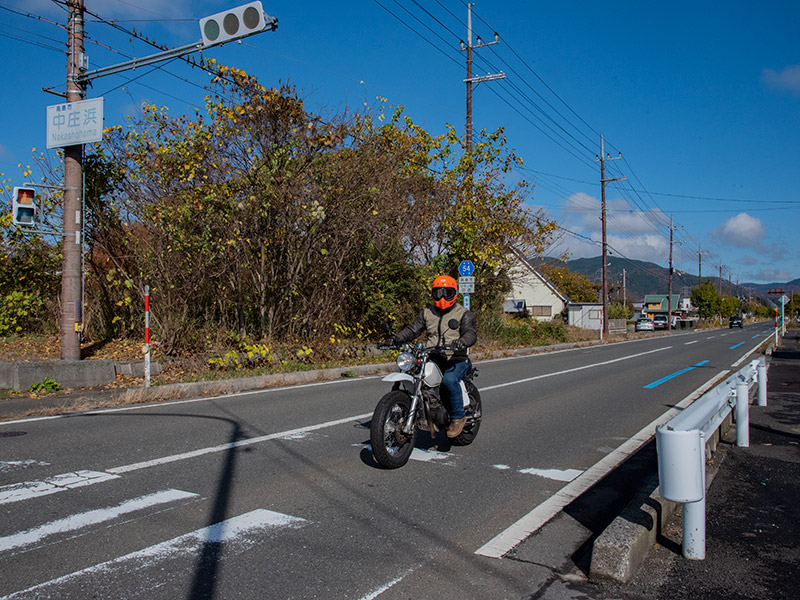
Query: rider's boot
446 417 466 438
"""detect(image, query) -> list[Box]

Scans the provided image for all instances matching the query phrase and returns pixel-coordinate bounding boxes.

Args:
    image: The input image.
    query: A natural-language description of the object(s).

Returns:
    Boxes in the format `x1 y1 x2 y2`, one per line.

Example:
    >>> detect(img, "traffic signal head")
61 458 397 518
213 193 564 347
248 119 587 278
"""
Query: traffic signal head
11 186 36 226
199 1 276 47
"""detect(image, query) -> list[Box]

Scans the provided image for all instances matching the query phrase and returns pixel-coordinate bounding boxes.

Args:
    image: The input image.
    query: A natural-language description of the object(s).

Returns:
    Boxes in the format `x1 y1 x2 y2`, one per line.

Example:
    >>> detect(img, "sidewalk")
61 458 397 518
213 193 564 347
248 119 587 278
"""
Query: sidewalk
571 329 800 600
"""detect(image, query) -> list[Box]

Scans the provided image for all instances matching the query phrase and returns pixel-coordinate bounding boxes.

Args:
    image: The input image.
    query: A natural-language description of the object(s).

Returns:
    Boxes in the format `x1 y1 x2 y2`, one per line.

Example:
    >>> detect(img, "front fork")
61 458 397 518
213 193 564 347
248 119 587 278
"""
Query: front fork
402 379 423 436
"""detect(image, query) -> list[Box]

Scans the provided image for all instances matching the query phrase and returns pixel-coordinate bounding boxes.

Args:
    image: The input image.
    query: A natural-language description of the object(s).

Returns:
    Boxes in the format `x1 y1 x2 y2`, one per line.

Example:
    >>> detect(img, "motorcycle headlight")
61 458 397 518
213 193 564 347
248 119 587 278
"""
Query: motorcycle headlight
396 352 415 372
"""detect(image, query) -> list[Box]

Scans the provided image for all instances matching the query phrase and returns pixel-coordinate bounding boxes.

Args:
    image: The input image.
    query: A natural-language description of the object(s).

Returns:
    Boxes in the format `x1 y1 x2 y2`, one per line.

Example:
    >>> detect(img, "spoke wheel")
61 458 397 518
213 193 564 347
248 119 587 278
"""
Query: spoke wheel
452 383 482 446
370 391 417 469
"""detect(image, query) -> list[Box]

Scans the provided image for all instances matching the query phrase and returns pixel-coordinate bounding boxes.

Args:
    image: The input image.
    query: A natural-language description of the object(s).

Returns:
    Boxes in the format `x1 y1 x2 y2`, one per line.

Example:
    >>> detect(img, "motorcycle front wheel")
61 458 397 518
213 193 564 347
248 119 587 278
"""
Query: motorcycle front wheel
370 391 417 469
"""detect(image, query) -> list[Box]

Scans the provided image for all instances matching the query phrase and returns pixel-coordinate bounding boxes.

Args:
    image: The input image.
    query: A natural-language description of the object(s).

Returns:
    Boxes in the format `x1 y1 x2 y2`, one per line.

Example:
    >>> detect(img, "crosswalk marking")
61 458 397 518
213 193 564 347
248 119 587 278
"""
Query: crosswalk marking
3 509 307 599
0 470 119 505
0 489 199 553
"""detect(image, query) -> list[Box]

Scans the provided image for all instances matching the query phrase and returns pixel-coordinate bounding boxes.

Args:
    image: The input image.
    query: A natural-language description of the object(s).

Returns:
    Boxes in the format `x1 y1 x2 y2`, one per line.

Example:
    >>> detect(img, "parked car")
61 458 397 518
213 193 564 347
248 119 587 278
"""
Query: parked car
652 314 669 330
729 315 743 328
635 318 655 332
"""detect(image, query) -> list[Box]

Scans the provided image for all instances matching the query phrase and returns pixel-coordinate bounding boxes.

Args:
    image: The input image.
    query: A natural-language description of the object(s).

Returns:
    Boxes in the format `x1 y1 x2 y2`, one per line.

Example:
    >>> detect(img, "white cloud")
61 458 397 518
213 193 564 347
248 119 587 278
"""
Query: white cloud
558 192 670 263
563 192 666 236
762 65 800 96
711 213 765 250
745 268 791 283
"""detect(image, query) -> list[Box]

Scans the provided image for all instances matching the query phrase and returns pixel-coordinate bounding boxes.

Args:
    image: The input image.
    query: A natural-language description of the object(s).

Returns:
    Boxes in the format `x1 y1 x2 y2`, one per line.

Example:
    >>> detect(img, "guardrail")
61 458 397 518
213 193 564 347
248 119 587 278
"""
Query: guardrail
655 357 767 560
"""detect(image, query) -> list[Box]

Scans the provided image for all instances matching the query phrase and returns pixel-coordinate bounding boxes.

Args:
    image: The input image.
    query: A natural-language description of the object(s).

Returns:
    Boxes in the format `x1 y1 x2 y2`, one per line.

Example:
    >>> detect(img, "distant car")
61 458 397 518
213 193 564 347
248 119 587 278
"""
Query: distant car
635 318 655 332
652 314 669 330
729 315 743 328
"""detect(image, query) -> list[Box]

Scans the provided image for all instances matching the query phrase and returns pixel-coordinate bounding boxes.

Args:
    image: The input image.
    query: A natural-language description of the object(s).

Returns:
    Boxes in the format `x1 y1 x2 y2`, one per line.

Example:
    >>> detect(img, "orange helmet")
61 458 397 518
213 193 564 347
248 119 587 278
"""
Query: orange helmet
431 275 458 310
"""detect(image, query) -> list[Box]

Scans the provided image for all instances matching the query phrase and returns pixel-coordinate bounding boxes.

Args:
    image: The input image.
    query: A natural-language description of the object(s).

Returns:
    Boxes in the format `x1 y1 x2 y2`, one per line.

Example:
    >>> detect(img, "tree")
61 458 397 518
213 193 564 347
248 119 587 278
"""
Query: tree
691 282 721 320
20 63 560 352
538 264 598 302
608 302 633 320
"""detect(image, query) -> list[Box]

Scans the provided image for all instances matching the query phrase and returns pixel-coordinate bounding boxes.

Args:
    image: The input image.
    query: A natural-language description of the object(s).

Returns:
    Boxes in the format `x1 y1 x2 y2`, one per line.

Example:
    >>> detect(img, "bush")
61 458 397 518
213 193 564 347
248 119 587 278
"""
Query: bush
0 291 45 336
478 312 569 347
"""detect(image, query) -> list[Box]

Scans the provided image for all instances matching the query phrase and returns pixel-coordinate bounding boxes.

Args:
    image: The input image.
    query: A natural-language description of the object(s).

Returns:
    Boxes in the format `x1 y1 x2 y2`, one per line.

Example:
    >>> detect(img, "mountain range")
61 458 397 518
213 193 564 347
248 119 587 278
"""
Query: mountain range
539 256 799 304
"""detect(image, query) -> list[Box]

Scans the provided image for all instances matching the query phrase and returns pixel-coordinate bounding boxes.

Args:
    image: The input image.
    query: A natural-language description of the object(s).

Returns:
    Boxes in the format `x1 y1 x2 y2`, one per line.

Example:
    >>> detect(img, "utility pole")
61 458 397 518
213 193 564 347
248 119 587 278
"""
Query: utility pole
49 1 277 361
623 268 627 307
461 3 504 155
61 0 86 361
597 134 625 336
668 216 683 331
698 243 710 283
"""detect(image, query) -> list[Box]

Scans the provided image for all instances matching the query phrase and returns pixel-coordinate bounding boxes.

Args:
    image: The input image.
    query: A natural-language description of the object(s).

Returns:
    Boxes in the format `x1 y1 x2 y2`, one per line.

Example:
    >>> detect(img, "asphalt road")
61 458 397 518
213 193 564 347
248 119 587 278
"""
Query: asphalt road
0 324 774 599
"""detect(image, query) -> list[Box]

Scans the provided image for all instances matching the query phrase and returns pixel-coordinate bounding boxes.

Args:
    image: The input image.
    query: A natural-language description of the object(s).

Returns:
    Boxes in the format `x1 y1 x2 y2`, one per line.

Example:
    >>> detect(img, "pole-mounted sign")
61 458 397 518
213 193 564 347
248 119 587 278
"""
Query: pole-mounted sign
46 97 104 149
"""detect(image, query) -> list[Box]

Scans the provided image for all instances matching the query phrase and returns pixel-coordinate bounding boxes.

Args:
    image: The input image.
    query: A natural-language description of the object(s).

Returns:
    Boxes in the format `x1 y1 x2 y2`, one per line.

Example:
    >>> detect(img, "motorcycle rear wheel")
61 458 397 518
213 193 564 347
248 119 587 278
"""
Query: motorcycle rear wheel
370 391 417 469
451 382 482 446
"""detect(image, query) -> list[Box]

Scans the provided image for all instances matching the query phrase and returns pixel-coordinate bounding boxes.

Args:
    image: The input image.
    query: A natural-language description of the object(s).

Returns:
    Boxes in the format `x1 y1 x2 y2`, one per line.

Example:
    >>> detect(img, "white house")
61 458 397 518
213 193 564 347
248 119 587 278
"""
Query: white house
567 303 604 330
505 249 570 320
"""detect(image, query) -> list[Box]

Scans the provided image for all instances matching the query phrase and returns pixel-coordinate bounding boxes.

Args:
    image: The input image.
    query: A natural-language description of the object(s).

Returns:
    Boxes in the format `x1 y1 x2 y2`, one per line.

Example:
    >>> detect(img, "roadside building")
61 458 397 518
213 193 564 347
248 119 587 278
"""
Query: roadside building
505 249 570 320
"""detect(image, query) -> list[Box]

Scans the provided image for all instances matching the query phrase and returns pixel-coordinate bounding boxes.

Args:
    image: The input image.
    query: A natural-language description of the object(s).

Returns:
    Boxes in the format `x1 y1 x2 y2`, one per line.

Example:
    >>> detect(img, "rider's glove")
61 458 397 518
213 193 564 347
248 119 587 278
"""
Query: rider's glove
451 339 466 351
383 337 397 347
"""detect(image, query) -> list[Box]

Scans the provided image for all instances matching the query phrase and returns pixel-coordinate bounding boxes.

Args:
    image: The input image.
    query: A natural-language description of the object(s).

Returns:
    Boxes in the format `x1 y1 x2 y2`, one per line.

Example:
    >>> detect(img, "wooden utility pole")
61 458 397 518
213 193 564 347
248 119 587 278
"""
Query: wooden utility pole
668 216 678 331
461 3 504 155
597 135 625 335
61 0 86 360
697 244 711 285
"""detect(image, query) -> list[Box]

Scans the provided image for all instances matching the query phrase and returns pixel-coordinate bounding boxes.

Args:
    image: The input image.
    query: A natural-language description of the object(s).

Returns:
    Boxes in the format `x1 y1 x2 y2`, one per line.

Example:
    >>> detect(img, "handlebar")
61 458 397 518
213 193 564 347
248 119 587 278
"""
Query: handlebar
378 343 458 353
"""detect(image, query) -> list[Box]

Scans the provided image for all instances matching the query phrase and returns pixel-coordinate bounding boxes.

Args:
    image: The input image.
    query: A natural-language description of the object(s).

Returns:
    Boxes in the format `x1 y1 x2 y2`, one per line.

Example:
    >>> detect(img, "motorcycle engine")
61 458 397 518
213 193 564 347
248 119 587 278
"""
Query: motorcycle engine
424 388 451 428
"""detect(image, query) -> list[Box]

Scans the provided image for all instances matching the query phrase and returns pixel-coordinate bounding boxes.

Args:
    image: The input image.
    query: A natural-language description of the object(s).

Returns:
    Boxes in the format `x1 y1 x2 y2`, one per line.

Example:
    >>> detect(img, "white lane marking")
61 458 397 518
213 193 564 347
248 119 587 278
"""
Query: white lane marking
107 412 373 475
0 470 119 505
0 489 199 553
358 567 418 600
684 340 698 345
474 372 728 559
0 376 381 426
3 509 307 599
493 464 511 471
409 448 451 463
481 346 671 392
362 445 453 464
518 467 583 482
2 415 372 504
731 337 771 368
0 461 50 473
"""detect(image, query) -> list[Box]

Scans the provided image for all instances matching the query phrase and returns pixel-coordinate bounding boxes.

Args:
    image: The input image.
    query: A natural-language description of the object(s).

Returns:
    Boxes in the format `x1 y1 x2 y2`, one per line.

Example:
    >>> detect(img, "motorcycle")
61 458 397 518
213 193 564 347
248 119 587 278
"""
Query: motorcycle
370 321 482 469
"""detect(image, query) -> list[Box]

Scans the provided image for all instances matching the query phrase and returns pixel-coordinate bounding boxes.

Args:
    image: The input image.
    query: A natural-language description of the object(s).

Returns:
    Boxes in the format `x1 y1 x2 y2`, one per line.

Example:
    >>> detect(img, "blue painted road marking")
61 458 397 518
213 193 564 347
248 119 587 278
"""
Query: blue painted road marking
729 341 745 349
644 360 710 389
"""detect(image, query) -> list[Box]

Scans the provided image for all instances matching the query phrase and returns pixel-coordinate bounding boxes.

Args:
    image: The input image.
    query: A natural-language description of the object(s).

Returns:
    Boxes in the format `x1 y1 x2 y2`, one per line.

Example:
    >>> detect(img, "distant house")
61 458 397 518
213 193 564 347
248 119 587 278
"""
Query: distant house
643 294 688 318
505 249 570 320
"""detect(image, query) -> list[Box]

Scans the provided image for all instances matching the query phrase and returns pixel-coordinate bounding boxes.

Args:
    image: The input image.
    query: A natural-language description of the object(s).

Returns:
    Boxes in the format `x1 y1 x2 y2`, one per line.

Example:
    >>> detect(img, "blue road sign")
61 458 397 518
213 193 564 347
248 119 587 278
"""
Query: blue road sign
458 260 475 277
463 293 470 310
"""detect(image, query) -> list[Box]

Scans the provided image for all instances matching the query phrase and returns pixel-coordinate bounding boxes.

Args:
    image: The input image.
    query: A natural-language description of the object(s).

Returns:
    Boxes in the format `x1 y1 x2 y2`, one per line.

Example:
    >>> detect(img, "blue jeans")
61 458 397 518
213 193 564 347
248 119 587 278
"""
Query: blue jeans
441 358 471 420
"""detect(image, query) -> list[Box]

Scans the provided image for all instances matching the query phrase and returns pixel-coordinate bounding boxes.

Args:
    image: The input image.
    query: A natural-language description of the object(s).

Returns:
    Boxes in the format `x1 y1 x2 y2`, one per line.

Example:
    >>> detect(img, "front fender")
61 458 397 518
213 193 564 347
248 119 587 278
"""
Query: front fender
382 372 415 384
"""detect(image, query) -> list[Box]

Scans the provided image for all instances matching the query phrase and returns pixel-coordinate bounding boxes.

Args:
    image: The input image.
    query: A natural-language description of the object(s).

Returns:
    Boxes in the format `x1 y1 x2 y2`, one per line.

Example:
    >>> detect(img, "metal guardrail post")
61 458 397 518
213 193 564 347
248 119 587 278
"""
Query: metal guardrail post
757 358 767 406
657 357 765 560
656 427 706 559
683 496 706 560
736 381 749 447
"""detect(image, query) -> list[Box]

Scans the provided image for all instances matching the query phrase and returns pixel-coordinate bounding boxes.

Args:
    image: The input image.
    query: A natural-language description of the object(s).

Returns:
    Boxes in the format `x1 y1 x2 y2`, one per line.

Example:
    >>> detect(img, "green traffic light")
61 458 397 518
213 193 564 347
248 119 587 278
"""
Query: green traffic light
203 20 220 42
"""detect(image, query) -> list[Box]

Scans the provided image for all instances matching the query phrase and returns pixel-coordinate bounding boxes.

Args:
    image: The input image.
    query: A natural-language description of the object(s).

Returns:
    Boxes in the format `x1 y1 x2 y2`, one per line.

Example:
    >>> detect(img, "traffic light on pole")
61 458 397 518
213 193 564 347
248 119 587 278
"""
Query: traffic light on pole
11 186 36 226
199 2 276 47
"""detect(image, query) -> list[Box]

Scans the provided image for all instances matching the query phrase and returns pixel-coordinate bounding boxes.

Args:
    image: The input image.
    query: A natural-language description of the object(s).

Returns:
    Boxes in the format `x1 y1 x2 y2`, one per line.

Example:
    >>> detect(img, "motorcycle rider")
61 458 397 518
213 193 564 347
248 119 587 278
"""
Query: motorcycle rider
385 275 477 438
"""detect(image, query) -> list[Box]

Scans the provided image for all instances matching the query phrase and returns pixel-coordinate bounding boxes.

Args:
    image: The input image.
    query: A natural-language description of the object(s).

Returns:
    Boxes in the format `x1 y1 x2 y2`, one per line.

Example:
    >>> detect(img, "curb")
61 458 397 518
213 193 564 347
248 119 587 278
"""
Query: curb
588 417 731 582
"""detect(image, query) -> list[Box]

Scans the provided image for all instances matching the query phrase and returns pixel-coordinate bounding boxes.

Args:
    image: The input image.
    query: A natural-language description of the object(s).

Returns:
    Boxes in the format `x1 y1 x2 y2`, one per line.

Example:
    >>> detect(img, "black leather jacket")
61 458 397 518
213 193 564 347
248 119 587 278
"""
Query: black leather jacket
394 303 477 362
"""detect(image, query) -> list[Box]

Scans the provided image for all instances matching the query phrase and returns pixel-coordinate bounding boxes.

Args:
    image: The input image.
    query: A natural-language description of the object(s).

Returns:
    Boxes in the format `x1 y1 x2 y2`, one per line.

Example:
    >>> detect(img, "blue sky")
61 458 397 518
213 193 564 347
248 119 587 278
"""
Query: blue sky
2 0 798 285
